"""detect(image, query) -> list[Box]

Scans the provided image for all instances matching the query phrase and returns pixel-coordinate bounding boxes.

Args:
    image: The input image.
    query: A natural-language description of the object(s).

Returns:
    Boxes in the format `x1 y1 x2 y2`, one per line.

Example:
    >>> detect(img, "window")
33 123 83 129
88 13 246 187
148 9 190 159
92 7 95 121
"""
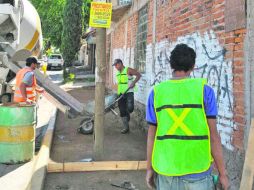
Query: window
135 5 148 73
50 55 62 59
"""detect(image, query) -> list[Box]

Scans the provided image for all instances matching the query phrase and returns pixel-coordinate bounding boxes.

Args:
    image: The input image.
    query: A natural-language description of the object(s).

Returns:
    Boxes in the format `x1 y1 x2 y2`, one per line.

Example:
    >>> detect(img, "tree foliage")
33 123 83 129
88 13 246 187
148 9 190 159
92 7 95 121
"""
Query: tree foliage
83 0 91 31
61 0 84 66
30 0 65 49
30 0 90 48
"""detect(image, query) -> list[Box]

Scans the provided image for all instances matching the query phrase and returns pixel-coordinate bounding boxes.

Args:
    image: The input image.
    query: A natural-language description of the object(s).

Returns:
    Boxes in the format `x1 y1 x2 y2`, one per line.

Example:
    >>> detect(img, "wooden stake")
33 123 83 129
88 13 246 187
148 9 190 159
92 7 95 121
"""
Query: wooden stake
240 119 254 190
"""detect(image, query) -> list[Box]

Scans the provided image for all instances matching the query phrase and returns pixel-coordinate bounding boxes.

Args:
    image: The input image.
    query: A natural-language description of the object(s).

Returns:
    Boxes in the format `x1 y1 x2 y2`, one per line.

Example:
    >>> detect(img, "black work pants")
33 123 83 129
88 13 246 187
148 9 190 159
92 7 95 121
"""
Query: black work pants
118 92 134 118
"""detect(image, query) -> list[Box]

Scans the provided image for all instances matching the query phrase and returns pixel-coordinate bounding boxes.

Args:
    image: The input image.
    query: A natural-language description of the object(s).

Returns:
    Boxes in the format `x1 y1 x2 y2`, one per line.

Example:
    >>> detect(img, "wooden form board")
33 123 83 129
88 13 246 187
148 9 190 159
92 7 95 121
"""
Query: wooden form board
48 160 147 173
240 119 254 190
34 70 85 116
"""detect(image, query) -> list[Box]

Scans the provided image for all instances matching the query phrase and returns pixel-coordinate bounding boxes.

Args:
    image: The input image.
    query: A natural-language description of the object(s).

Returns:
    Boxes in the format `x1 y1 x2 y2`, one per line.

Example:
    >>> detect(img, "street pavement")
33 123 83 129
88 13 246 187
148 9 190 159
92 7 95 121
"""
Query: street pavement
46 69 64 85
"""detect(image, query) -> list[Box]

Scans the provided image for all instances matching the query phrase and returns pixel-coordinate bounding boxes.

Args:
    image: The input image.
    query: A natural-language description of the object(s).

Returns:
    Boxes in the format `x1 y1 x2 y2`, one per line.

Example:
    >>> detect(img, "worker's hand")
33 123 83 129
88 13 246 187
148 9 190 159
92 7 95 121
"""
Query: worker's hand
219 174 229 190
36 87 45 94
146 169 156 189
25 98 34 105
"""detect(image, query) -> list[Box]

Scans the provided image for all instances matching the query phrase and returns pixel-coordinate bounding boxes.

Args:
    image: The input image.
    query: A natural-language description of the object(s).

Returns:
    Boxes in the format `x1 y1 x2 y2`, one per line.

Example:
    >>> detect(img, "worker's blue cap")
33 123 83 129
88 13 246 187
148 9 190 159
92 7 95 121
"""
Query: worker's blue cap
26 57 39 64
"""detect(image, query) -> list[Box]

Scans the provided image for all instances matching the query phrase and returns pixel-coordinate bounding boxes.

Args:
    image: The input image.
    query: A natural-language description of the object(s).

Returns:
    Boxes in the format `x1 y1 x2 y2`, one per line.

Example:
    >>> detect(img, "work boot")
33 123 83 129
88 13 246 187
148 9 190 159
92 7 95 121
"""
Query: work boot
121 116 129 134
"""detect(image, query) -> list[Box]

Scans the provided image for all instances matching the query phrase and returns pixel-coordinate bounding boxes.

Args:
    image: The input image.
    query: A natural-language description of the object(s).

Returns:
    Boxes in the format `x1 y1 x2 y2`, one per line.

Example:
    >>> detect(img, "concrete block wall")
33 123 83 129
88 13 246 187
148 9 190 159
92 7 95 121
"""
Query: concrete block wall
107 0 246 188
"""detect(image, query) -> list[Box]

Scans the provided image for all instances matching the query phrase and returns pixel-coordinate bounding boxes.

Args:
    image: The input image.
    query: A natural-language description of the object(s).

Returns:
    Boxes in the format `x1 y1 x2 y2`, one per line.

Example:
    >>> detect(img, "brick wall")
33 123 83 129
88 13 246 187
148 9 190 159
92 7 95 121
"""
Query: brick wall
108 1 246 187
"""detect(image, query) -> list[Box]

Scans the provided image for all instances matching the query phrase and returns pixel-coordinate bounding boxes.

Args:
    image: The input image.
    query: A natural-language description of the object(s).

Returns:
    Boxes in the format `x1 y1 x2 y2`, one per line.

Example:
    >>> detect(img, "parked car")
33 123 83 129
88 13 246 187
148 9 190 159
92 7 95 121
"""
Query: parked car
47 54 64 70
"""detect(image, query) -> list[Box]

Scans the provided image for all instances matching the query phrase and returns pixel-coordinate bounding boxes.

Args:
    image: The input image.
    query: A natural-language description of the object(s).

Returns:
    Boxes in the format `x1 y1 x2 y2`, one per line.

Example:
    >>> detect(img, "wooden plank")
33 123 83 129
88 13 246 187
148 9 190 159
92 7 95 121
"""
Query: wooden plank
240 119 254 190
47 161 147 173
43 92 70 116
35 70 85 116
47 160 64 173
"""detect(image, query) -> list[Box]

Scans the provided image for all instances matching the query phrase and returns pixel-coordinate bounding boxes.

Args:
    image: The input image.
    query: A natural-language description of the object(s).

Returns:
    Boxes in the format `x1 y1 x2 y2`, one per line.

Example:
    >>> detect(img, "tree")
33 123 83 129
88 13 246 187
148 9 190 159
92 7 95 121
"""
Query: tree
30 0 65 49
83 0 91 31
61 0 84 67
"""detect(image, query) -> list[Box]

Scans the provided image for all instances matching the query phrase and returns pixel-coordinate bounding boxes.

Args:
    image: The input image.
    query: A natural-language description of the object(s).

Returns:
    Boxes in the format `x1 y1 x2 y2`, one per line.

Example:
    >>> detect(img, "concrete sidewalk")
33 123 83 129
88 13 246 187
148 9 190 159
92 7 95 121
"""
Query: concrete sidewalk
0 97 57 190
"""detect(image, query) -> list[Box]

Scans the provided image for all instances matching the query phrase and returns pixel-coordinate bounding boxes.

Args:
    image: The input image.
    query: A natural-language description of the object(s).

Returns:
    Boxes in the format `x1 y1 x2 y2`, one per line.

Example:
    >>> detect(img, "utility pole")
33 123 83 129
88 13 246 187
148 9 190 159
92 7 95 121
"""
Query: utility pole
244 0 254 148
240 1 254 189
93 27 106 160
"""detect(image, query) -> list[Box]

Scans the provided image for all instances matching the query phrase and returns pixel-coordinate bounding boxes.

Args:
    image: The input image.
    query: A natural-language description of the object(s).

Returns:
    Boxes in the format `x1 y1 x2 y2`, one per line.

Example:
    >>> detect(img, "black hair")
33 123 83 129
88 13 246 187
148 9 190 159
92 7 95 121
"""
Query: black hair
26 57 38 67
114 59 123 65
170 44 196 72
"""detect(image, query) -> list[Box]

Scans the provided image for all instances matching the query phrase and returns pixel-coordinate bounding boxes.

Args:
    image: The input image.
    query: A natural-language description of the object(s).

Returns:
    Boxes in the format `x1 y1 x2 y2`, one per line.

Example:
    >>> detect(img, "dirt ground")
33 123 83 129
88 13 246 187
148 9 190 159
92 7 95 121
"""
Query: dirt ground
44 87 148 190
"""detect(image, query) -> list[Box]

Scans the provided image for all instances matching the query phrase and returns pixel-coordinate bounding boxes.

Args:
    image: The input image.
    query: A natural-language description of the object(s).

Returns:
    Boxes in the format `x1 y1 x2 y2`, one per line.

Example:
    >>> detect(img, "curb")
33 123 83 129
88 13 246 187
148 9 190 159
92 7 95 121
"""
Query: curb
61 82 95 89
29 108 57 190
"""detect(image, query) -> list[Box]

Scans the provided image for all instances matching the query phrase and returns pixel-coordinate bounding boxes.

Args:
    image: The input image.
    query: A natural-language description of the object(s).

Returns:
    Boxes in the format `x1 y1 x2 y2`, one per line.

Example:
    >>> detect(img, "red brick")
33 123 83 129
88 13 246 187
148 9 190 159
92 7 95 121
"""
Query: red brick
234 44 244 51
234 115 245 125
234 28 246 35
212 11 224 19
225 37 235 44
232 130 244 150
235 37 244 43
234 50 244 58
234 60 244 66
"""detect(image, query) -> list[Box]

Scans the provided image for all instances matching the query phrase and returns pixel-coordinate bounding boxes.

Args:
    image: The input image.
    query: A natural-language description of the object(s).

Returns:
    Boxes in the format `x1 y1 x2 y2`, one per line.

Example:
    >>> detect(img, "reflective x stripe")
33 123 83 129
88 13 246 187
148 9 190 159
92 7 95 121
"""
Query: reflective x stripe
27 94 36 98
14 94 23 98
166 108 194 136
26 87 34 91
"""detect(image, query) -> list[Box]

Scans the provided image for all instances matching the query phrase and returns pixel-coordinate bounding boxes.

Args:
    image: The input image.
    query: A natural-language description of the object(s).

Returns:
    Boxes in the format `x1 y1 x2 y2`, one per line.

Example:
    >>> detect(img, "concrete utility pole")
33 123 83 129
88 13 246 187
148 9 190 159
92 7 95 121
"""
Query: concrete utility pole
244 0 254 147
248 0 254 120
240 2 254 188
93 27 106 160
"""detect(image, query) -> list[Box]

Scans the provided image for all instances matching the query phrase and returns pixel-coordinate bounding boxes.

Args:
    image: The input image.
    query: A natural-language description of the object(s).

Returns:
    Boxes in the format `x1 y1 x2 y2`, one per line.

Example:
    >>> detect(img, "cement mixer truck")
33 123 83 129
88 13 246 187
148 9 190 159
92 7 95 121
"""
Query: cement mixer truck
0 0 86 118
0 0 42 103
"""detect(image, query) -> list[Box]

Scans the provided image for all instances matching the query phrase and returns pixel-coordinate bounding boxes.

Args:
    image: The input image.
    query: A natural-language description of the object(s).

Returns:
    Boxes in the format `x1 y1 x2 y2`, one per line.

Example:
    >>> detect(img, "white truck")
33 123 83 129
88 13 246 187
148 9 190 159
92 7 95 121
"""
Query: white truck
0 0 85 117
47 54 64 70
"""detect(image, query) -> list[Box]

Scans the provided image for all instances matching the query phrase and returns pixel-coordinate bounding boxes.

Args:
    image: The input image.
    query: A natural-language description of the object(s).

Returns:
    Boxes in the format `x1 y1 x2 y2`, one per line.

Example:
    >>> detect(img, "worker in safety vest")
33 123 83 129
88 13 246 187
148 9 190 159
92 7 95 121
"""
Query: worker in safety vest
14 57 44 104
146 44 229 190
113 59 141 134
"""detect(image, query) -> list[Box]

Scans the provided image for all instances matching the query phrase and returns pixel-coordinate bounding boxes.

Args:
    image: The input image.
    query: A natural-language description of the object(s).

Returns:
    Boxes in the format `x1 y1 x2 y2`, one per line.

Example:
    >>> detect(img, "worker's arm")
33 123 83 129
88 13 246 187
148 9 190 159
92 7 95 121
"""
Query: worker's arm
19 82 33 104
127 67 141 89
146 124 156 189
19 82 28 100
35 85 44 93
208 118 229 190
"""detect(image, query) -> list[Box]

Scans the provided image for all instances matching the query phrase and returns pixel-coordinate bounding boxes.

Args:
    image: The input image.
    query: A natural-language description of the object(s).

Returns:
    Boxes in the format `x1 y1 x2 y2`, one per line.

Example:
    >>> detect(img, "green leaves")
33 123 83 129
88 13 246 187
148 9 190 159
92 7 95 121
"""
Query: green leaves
30 0 90 51
61 0 84 66
30 0 65 48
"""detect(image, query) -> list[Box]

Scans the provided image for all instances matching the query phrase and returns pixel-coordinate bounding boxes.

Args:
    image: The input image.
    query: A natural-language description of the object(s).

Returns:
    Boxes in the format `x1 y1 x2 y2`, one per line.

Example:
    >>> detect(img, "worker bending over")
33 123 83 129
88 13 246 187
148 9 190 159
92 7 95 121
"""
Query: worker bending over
113 59 141 134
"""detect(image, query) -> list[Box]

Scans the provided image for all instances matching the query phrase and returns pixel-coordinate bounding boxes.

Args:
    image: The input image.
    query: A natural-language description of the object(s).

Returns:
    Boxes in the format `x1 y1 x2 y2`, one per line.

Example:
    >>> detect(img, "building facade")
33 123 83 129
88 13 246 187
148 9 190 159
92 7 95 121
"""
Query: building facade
106 0 251 188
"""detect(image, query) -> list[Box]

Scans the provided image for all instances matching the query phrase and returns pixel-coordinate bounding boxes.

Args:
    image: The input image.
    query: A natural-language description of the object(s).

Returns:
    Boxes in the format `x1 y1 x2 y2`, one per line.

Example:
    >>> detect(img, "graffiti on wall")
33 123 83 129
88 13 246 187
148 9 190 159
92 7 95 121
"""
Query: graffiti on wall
112 30 234 150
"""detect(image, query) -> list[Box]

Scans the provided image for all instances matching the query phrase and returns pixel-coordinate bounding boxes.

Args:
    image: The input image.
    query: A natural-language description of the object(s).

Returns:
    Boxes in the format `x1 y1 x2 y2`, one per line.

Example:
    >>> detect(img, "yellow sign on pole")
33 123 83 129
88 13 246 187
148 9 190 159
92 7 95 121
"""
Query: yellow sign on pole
89 2 112 28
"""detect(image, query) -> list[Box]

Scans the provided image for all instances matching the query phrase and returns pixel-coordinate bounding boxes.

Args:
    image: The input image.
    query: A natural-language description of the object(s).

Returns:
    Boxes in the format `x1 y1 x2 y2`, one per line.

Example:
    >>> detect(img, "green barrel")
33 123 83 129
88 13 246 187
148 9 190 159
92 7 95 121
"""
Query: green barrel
0 104 36 164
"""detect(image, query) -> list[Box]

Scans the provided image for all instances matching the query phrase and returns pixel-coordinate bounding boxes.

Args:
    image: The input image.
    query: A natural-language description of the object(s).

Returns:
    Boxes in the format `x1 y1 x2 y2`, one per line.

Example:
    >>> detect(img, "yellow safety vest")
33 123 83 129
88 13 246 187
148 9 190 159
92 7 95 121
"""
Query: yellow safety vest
152 78 212 176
